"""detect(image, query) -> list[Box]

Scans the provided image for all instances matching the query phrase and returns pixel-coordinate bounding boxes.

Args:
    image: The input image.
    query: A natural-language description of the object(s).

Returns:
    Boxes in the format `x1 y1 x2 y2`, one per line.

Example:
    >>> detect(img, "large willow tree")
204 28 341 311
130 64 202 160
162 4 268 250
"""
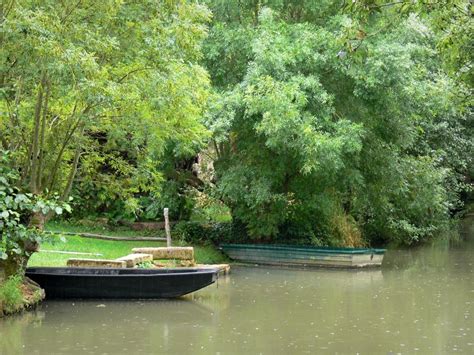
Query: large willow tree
0 0 211 226
203 1 472 246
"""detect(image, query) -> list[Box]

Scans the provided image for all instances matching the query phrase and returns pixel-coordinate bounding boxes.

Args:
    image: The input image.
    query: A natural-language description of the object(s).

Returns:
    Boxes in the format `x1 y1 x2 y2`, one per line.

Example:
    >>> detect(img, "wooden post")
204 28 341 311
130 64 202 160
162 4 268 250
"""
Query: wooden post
164 208 171 247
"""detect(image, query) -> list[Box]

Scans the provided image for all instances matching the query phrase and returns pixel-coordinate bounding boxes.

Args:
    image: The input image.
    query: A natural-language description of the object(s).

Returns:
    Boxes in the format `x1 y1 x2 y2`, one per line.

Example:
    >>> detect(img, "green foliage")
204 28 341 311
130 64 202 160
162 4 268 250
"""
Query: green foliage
174 221 210 244
174 220 248 245
343 0 473 86
0 275 23 314
1 151 68 275
3 0 471 248
203 3 471 246
136 261 154 269
190 192 231 222
1 0 211 218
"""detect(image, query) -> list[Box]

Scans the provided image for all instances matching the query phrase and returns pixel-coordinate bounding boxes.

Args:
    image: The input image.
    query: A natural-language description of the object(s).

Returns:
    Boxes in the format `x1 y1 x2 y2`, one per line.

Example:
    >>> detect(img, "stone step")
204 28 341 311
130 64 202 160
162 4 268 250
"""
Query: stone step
132 247 194 261
67 258 126 268
116 253 153 268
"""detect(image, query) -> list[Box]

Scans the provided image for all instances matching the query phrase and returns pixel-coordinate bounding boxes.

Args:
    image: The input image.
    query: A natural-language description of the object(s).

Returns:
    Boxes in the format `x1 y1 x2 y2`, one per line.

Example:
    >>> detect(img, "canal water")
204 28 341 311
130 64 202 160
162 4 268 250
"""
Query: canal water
1 222 473 354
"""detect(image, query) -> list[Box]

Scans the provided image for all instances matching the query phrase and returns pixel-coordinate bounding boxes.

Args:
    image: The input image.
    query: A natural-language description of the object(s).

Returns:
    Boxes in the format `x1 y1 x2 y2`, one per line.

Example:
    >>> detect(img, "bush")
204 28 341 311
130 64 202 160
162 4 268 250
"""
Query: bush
173 220 249 245
0 275 23 314
276 222 324 246
212 219 250 244
141 181 196 221
174 221 208 244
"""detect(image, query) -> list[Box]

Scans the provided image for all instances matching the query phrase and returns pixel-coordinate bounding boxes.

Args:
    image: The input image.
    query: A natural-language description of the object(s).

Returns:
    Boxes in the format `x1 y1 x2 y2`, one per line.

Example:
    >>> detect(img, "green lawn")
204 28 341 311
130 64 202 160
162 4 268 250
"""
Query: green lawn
28 228 228 267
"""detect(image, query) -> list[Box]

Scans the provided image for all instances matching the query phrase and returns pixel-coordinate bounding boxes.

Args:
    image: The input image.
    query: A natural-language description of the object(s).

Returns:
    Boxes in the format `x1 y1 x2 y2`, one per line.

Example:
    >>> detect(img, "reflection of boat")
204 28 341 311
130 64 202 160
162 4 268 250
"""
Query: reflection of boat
220 244 386 268
25 267 218 299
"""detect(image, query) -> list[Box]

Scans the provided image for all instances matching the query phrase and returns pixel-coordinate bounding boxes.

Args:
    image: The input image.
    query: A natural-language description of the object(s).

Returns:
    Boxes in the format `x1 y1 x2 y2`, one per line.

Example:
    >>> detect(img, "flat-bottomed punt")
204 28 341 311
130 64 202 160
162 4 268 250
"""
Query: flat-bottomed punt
220 244 386 268
26 267 218 299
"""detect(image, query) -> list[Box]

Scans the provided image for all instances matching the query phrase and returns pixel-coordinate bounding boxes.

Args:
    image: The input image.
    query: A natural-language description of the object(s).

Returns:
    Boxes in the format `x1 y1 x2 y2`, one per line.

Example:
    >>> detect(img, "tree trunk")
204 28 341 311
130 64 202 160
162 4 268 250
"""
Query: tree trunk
253 0 260 25
29 211 46 231
30 73 47 194
61 145 82 202
0 240 38 279
0 257 23 279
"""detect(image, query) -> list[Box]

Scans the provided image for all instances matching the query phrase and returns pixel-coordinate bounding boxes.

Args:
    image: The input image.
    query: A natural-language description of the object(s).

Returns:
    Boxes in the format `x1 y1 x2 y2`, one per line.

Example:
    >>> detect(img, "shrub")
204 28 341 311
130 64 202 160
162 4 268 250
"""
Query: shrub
276 222 324 246
174 221 210 244
173 220 249 245
208 220 249 244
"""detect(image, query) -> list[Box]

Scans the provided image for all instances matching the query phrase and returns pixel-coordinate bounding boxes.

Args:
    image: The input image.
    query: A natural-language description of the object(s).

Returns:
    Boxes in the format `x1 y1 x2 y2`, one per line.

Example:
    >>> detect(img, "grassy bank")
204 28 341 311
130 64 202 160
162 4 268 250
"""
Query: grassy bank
0 276 44 318
2 222 226 317
28 221 228 267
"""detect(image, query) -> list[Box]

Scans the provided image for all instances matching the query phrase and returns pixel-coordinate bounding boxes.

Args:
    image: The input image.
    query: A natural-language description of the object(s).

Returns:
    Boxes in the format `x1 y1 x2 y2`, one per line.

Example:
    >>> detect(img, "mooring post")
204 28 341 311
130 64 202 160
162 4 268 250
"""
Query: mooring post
164 208 171 247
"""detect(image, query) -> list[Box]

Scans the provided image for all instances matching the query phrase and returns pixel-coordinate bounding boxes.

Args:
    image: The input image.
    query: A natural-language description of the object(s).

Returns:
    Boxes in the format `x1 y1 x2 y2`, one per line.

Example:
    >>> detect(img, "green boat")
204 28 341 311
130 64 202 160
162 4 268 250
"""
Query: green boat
220 244 386 268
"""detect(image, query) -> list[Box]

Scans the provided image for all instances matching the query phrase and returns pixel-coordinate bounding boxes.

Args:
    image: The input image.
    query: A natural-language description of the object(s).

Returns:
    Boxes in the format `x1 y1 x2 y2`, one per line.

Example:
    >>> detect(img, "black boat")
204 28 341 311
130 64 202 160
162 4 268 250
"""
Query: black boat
26 267 218 299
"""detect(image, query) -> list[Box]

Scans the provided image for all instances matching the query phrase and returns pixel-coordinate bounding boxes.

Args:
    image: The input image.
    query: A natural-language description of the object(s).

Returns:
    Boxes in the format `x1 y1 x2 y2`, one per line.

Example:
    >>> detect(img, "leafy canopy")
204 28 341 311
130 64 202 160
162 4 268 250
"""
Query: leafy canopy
204 3 471 246
1 0 212 216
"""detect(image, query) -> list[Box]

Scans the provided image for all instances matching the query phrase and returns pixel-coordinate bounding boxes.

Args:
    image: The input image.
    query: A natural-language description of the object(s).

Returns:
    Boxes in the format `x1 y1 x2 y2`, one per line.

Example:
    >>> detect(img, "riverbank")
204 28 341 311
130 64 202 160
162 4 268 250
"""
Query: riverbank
3 235 474 354
0 276 45 318
1 221 227 318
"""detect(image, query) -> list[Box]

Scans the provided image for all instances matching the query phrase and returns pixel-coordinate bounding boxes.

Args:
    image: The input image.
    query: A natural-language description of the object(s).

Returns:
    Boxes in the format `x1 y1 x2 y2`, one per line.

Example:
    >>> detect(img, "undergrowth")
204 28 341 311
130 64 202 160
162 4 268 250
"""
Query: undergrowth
0 275 23 315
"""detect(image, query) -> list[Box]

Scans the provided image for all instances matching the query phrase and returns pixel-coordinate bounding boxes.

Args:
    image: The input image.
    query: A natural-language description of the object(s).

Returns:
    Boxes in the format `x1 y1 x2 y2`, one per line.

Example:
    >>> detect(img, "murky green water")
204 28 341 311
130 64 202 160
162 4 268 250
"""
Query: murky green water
1 222 473 354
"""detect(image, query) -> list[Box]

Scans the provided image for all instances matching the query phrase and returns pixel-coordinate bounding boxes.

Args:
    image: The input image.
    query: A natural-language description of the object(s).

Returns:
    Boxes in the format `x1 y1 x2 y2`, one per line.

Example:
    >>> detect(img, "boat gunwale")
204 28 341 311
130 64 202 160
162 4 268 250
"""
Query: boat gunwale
26 267 218 278
220 243 386 255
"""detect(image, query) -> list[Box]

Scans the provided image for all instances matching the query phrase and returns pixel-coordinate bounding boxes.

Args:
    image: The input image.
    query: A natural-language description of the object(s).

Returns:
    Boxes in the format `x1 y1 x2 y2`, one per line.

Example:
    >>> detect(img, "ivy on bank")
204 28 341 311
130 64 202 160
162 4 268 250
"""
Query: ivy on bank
0 151 68 277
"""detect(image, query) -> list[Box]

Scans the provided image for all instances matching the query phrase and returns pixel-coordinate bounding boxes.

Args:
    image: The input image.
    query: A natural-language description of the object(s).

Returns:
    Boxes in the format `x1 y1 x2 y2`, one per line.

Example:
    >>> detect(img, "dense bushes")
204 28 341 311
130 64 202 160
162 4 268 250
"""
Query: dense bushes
173 218 359 247
174 220 249 246
203 4 472 247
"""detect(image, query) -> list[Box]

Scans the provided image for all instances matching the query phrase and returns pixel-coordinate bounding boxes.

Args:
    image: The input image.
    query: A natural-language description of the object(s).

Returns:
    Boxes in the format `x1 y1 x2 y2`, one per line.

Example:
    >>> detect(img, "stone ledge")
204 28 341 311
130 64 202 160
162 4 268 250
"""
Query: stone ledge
116 253 153 268
132 247 194 260
67 259 126 268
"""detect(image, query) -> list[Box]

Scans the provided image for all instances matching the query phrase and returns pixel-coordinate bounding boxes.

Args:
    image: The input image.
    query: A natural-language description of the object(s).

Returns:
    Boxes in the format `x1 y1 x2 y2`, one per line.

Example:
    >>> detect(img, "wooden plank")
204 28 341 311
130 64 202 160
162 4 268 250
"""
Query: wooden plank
67 258 126 268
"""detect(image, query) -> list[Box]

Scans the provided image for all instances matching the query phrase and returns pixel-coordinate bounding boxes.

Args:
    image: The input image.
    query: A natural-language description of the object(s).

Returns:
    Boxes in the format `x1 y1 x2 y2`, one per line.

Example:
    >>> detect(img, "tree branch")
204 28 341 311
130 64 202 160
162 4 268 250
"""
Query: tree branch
61 0 82 25
47 111 83 192
117 67 154 83
61 142 83 202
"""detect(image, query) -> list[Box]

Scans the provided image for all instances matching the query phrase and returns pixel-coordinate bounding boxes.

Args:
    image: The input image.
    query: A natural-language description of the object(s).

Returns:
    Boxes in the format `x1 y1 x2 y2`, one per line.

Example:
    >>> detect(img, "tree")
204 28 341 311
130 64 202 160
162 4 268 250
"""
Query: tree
1 0 211 226
343 0 473 87
203 3 470 245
